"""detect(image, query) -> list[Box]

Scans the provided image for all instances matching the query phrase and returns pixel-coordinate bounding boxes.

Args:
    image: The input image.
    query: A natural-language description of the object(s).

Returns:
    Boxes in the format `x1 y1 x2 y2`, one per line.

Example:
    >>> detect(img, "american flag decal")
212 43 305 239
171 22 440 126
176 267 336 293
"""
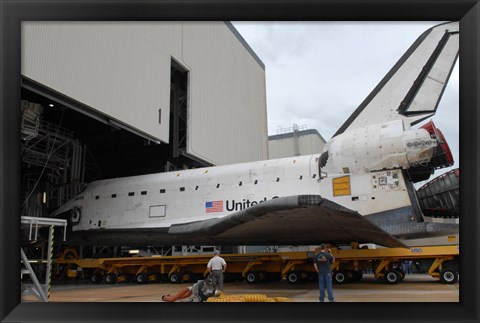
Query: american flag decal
205 200 223 213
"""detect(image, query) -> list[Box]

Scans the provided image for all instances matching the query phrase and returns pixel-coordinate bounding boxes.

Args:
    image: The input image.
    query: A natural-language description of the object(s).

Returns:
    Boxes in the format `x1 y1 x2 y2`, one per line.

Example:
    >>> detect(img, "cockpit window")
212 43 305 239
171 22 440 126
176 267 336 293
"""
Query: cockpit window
318 151 329 179
319 151 329 168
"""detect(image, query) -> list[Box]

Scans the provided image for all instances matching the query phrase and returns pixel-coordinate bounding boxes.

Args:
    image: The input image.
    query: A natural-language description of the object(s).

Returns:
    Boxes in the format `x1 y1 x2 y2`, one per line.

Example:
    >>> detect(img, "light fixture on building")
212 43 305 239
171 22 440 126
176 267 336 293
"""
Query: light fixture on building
42 192 47 204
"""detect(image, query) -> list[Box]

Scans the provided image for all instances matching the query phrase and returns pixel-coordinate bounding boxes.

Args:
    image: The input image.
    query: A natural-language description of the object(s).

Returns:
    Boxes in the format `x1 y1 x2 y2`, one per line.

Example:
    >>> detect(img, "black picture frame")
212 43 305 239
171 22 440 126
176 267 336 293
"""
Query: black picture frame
1 0 479 322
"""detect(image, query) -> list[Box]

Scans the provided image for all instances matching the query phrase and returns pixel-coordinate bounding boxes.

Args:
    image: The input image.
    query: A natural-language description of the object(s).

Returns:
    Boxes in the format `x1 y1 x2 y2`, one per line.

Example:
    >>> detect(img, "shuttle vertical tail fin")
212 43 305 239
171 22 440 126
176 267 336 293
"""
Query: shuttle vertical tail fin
334 21 459 137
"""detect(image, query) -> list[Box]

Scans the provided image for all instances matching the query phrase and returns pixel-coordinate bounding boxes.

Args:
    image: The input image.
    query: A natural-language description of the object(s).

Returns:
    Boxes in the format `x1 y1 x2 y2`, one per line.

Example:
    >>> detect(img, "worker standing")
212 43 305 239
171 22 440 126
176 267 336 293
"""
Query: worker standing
207 249 227 292
314 244 335 302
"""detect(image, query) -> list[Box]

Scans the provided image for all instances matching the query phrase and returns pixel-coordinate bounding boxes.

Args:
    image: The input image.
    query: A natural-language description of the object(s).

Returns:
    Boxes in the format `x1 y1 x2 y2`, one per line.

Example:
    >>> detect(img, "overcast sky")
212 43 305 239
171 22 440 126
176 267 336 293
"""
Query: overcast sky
231 21 459 184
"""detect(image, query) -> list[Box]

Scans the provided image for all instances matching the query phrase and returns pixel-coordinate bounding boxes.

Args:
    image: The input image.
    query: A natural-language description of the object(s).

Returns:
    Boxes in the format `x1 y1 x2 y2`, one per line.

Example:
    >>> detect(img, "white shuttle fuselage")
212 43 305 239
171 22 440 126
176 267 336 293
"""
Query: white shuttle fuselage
52 119 446 243
50 21 460 247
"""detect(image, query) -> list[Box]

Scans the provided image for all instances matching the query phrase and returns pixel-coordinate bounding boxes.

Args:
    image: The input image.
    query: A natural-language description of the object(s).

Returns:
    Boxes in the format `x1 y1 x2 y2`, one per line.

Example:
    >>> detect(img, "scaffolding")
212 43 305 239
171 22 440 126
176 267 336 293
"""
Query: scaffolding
21 216 67 302
21 101 94 219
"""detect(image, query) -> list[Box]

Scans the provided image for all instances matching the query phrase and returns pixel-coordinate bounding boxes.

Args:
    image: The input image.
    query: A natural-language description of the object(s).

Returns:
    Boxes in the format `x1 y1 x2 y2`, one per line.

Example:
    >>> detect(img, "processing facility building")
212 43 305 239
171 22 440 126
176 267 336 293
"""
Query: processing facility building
268 125 326 159
21 21 267 218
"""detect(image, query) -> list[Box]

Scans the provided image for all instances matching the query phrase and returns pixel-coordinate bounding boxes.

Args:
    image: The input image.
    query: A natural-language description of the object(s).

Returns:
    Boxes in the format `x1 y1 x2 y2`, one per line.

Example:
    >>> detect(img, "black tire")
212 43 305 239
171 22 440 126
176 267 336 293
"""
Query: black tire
440 268 458 284
169 272 183 284
333 270 349 284
135 273 148 284
246 271 261 284
384 269 400 284
396 268 406 281
287 271 303 284
91 273 102 284
105 273 117 284
394 269 405 282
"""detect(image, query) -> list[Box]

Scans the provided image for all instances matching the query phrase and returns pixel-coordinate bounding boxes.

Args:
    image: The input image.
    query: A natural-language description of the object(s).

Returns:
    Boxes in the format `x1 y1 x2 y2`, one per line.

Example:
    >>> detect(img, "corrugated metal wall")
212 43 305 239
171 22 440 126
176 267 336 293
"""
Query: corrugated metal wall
21 21 267 165
182 22 268 165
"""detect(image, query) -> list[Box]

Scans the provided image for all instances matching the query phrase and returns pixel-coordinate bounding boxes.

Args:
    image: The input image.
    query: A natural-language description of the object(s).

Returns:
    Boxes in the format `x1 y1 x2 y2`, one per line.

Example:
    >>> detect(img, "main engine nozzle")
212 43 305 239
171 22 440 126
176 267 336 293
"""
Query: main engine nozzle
407 120 453 182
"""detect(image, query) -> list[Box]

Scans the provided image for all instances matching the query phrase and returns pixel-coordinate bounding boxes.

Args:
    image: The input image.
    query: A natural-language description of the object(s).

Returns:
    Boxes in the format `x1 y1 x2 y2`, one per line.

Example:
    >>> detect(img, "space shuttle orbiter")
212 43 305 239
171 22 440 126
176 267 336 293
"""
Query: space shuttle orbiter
50 22 459 248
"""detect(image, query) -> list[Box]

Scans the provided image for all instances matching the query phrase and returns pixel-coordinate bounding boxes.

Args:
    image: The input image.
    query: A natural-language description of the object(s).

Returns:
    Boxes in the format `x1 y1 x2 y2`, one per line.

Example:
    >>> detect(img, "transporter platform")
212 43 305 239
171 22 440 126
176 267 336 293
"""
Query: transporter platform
53 244 459 286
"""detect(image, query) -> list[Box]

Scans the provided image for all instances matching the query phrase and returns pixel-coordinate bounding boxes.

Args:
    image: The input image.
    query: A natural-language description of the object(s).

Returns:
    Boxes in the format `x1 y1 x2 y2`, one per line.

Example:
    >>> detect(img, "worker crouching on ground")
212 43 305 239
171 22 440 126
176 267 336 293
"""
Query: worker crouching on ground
207 249 227 293
162 277 216 302
314 244 335 302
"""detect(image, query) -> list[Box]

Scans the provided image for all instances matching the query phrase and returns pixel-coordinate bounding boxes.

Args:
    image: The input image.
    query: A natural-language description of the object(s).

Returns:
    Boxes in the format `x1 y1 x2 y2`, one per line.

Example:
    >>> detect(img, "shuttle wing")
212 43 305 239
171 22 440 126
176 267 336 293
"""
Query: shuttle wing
333 21 459 137
169 195 406 248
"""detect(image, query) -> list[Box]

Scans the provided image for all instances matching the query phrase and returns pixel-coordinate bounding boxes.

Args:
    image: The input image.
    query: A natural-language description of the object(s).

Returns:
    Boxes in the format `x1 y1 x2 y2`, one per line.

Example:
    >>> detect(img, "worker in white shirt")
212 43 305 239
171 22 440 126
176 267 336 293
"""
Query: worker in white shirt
207 249 227 292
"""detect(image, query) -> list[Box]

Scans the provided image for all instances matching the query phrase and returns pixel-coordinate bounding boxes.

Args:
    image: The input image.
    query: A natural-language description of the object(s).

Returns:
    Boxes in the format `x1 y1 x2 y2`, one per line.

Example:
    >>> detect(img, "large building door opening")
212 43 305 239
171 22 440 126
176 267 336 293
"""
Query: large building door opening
170 60 189 161
166 59 210 171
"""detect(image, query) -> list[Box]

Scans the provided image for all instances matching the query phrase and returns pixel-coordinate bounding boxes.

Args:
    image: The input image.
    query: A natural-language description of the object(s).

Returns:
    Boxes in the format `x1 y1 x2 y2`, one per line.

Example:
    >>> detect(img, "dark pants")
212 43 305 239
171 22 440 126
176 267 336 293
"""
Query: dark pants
318 272 334 302
211 270 224 291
